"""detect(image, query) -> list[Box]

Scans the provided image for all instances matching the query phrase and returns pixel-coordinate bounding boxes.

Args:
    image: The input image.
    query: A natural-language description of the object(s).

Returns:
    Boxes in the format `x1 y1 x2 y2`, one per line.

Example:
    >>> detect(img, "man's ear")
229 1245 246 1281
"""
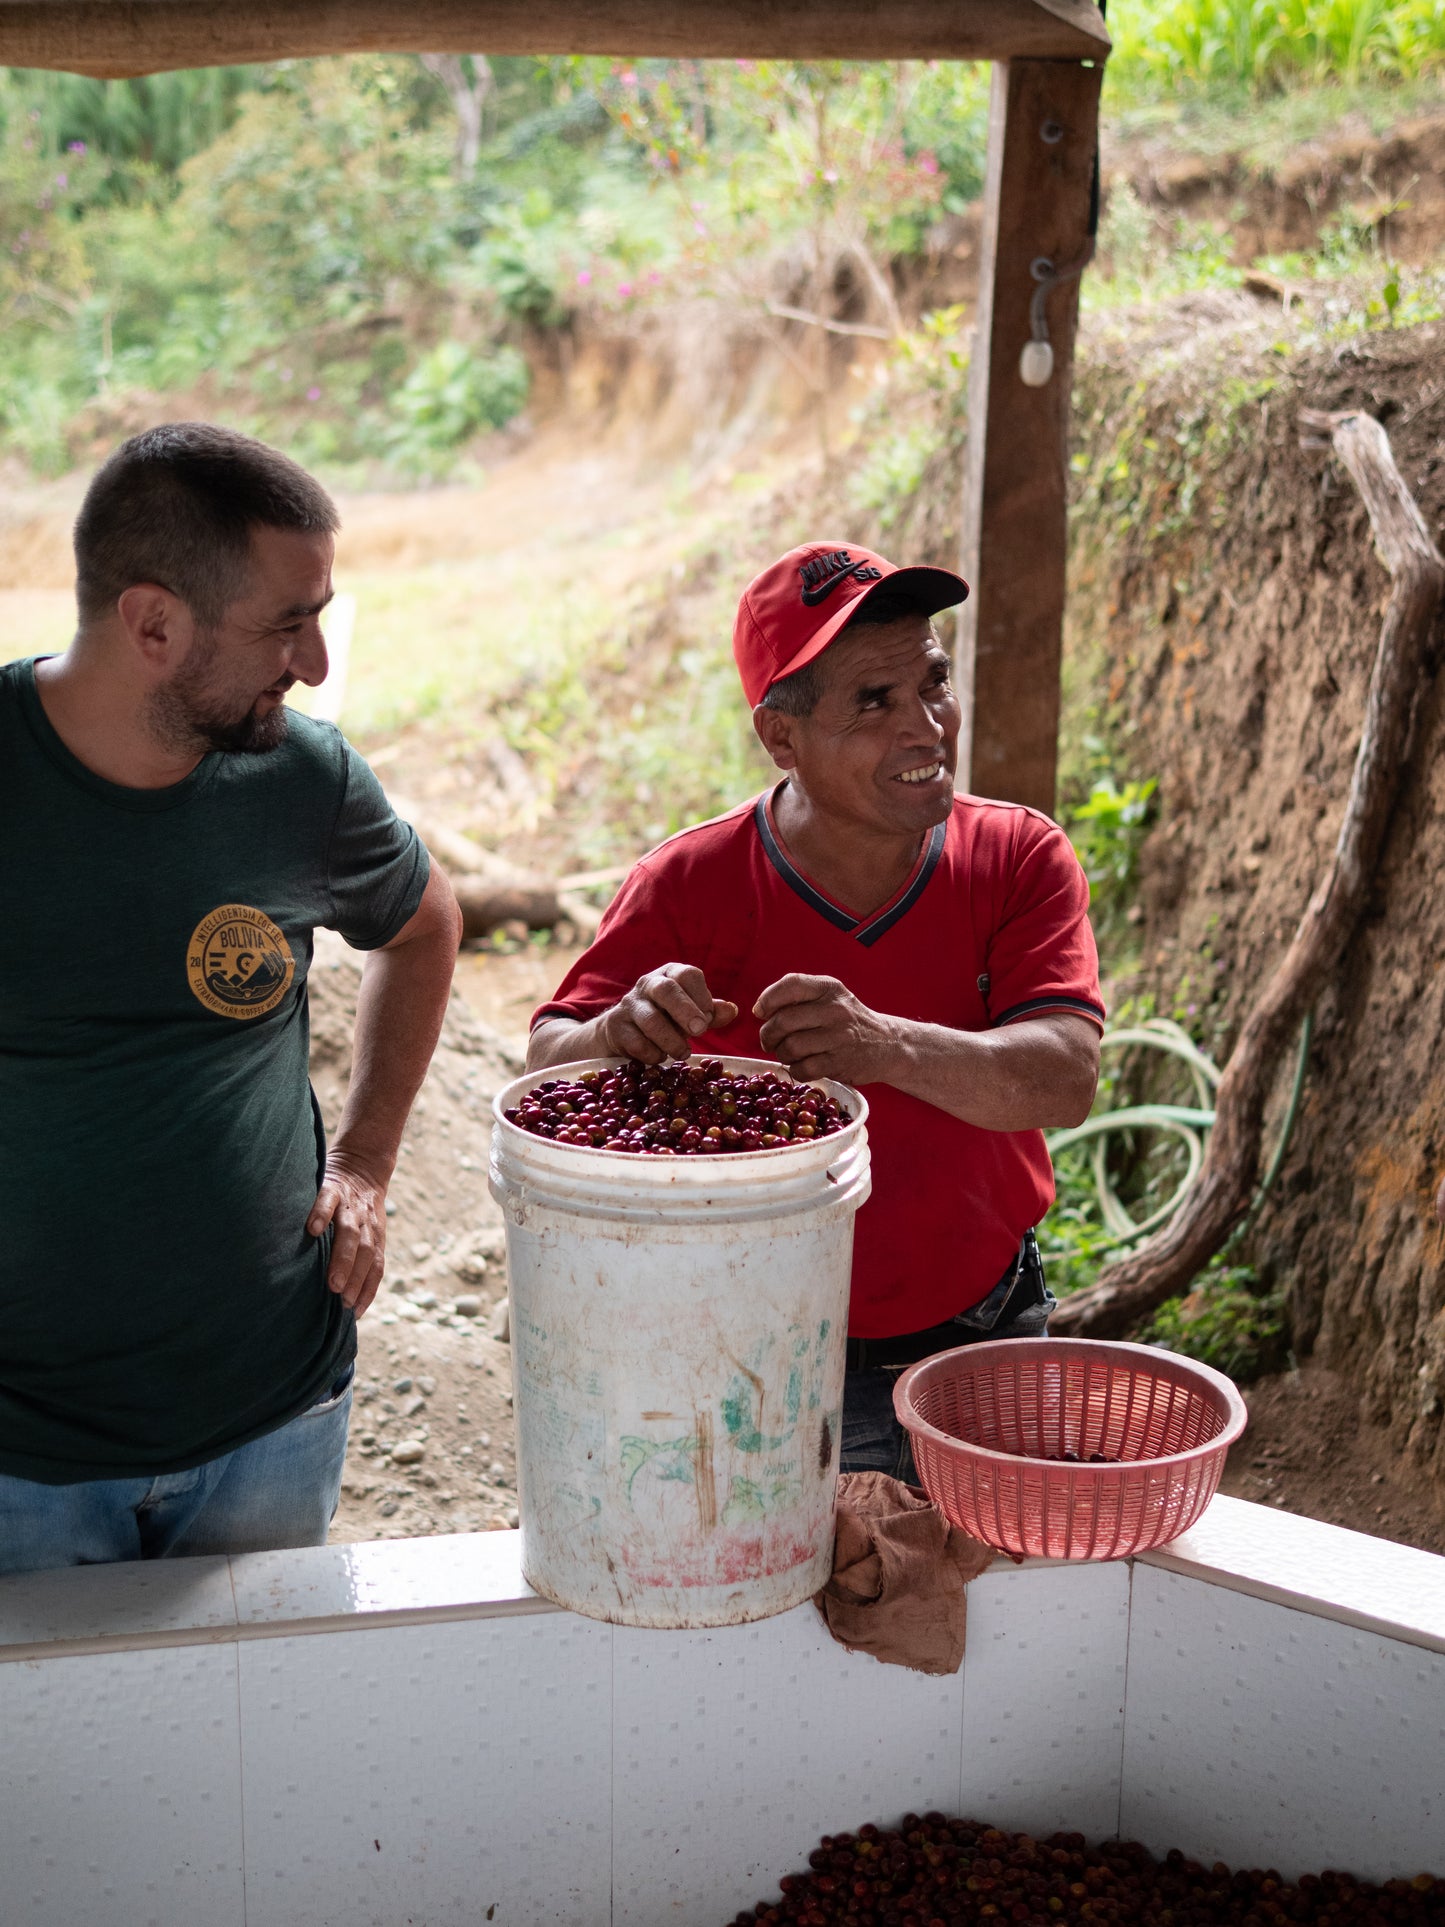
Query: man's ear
752 702 801 771
115 582 198 680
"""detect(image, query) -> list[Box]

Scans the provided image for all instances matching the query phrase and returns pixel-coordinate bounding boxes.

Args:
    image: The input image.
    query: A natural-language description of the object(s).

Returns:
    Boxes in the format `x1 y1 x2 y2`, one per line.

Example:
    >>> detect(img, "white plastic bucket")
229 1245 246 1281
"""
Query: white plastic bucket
489 1056 871 1628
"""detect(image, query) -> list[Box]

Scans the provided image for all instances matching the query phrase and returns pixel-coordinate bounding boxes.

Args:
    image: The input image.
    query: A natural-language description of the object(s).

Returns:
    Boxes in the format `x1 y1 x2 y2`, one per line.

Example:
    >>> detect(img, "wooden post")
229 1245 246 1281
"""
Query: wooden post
958 57 1103 817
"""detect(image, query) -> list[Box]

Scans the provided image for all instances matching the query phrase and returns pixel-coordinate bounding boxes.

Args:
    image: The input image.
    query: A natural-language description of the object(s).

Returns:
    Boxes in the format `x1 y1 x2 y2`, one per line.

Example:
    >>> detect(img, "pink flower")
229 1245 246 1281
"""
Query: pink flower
306 386 322 402
67 140 86 153
617 281 634 298
918 153 940 176
55 172 67 188
648 270 661 284
576 269 592 287
619 68 638 86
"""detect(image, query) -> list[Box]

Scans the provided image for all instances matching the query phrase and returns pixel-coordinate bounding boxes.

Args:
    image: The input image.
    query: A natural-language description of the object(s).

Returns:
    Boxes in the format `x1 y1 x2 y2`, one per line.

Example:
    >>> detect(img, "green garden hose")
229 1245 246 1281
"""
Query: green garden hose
1044 1013 1311 1254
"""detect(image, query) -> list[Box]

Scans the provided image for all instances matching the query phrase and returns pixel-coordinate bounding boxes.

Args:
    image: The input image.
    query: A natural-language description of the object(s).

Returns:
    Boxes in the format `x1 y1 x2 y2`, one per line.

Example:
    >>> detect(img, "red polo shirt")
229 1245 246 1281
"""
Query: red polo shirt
535 789 1104 1338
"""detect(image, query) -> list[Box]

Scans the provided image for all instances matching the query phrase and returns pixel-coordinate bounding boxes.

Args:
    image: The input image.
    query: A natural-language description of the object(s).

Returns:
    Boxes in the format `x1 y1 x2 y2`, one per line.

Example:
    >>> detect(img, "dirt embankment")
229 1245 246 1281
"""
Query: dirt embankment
1065 307 1445 1499
1116 111 1445 267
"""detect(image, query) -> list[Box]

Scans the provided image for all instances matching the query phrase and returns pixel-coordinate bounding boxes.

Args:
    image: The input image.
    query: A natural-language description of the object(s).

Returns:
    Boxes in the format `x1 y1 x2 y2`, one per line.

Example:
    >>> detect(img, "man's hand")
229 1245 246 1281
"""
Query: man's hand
311 864 460 1317
754 974 900 1085
600 963 740 1065
307 1150 389 1316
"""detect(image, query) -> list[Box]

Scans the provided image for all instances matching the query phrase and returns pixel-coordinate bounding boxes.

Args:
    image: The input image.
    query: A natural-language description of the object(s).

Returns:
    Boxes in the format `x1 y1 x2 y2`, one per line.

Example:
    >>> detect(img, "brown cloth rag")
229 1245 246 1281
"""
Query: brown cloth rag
813 1471 997 1675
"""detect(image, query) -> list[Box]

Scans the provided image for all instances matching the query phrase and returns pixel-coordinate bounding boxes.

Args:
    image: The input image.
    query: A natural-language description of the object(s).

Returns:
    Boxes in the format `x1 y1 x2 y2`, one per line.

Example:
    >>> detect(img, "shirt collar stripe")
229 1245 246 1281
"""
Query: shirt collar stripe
993 993 1107 1027
753 795 858 932
754 794 949 943
855 820 948 947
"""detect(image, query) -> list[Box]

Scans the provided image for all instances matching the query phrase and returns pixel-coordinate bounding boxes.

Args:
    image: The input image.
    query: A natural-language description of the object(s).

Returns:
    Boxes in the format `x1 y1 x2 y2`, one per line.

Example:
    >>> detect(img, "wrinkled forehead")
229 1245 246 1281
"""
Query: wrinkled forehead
815 614 946 692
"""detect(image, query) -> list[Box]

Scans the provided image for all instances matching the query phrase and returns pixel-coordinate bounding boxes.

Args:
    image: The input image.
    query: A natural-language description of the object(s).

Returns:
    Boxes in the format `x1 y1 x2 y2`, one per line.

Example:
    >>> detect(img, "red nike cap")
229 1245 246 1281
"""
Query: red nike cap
732 542 969 708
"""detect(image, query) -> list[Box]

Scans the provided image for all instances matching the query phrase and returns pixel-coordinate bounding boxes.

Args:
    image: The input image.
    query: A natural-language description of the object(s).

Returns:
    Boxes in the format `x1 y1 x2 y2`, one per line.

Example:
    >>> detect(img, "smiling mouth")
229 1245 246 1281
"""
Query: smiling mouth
894 762 945 784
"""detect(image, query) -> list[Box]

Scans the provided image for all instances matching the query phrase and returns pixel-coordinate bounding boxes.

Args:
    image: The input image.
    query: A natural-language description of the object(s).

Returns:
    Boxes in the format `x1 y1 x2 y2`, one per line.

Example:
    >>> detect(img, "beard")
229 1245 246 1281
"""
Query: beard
148 636 292 757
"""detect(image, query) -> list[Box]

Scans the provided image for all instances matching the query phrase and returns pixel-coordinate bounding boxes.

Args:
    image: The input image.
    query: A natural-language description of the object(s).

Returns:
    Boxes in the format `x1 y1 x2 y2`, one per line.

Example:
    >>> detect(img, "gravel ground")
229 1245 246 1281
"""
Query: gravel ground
309 934 526 1543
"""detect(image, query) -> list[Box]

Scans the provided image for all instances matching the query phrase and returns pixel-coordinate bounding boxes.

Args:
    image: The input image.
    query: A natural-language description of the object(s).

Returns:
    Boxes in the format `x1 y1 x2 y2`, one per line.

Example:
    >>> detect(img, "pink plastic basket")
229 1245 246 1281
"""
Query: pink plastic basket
894 1338 1248 1561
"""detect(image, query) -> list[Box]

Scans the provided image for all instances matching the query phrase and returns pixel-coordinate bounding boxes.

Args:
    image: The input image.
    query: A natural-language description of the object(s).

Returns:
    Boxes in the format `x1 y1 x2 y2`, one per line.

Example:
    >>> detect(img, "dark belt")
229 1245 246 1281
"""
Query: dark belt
845 1230 1044 1371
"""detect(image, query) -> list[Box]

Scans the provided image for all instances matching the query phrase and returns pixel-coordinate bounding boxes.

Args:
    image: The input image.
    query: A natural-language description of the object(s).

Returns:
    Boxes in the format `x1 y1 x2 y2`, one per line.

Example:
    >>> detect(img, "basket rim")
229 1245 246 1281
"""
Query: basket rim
893 1336 1249 1472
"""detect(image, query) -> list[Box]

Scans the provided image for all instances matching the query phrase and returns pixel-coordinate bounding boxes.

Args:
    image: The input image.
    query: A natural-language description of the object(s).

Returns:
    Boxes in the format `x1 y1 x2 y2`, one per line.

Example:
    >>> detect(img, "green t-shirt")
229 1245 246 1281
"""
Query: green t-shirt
0 658 429 1482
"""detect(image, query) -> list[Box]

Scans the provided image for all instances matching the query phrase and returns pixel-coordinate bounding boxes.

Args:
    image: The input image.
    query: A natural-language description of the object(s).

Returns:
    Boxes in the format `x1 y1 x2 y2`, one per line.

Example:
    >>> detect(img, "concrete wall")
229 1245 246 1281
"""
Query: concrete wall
1 1497 1441 1926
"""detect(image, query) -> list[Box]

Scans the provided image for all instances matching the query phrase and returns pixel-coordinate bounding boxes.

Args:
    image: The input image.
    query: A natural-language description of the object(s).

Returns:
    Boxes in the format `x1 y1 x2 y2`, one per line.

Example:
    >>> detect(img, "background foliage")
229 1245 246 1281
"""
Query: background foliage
4 0 1440 476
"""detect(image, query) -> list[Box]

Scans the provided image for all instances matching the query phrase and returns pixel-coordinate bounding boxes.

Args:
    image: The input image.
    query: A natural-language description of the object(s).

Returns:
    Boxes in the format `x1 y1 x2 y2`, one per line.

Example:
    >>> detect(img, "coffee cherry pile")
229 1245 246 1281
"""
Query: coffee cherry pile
725 1816 1444 1927
505 1060 852 1155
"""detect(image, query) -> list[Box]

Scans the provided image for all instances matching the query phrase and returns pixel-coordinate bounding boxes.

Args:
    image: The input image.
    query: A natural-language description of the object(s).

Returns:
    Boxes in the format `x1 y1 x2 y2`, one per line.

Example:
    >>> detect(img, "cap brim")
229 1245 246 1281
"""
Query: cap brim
767 562 969 697
874 563 970 616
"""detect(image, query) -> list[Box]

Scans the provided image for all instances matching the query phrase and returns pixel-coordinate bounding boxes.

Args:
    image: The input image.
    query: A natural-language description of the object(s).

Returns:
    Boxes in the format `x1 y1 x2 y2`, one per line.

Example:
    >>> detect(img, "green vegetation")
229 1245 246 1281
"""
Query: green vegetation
3 5 1441 477
0 55 988 476
1069 776 1157 956
1111 0 1445 92
1135 1259 1289 1384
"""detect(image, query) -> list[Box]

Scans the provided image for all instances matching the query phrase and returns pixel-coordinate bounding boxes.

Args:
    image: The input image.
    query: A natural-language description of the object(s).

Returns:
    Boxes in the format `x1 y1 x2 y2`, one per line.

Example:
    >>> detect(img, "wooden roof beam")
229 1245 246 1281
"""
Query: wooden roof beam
0 0 1108 80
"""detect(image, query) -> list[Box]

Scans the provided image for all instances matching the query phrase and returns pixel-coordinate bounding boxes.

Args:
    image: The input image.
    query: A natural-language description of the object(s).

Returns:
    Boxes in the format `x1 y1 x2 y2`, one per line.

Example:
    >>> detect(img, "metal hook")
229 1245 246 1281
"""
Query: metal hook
1020 244 1097 386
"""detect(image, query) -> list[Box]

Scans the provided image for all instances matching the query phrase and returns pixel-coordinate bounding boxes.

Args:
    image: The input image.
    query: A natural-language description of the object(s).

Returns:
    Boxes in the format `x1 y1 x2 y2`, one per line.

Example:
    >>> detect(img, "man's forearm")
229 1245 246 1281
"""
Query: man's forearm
527 1014 611 1071
331 879 461 1179
880 1014 1098 1132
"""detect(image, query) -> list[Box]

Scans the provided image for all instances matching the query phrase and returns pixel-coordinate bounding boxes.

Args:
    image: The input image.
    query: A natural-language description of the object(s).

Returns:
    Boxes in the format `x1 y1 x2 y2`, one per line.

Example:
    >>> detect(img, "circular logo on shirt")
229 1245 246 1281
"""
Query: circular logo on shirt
186 904 295 1020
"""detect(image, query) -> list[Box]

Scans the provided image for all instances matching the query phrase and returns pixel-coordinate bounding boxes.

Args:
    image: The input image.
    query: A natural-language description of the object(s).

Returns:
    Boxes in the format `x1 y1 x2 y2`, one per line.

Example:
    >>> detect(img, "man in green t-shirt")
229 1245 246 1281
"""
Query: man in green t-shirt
0 423 462 1576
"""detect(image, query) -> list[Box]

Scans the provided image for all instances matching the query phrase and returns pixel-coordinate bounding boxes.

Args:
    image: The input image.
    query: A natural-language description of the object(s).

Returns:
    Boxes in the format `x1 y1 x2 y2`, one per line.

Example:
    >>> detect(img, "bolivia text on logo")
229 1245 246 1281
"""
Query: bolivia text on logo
186 903 295 1019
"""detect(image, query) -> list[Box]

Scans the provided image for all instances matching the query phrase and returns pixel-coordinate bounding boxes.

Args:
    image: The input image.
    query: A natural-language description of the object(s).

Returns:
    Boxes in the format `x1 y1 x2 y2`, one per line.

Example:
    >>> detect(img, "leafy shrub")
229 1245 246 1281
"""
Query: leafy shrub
386 340 529 468
472 203 570 326
1069 776 1157 948
1136 1259 1289 1384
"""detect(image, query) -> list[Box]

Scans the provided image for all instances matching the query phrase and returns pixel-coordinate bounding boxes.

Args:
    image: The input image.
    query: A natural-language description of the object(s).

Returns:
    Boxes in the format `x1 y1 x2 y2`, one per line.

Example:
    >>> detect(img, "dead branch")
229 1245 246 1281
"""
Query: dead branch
419 52 493 174
452 877 563 938
1053 409 1445 1338
389 793 608 941
765 302 894 341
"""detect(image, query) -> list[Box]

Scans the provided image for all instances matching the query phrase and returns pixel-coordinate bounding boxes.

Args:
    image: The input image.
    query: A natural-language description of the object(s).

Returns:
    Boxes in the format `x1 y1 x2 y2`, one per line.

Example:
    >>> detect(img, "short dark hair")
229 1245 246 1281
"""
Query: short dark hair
759 590 934 718
760 658 825 718
74 422 339 630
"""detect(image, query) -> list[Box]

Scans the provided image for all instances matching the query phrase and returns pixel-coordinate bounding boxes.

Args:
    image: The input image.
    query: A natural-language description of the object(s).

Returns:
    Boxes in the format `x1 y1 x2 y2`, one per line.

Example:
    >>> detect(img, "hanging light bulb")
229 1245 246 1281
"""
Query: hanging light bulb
1020 340 1054 387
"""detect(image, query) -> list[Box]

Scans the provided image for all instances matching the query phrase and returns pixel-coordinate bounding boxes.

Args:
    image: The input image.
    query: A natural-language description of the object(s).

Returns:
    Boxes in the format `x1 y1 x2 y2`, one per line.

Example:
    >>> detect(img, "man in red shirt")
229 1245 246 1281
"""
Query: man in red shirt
528 542 1103 1476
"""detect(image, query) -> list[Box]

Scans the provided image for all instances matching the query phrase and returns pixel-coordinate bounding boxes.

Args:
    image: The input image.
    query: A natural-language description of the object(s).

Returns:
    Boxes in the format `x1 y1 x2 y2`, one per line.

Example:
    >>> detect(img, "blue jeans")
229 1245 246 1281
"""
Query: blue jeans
840 1237 1055 1482
0 1365 354 1578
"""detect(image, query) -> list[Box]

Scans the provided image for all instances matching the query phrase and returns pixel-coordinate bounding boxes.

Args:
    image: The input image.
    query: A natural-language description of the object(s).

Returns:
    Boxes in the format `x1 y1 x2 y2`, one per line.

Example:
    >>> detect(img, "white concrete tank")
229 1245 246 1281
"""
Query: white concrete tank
489 1056 870 1628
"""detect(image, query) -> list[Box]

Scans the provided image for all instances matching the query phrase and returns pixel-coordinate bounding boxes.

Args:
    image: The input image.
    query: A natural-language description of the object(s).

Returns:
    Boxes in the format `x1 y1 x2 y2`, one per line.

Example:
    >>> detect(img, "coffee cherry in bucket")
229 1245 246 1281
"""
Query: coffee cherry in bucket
504 1059 850 1155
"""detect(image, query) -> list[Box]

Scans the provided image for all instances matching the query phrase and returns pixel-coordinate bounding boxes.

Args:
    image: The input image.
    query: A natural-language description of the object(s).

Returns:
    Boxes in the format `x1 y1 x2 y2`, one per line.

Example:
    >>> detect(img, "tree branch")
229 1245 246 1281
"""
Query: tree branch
1052 409 1445 1338
764 301 893 341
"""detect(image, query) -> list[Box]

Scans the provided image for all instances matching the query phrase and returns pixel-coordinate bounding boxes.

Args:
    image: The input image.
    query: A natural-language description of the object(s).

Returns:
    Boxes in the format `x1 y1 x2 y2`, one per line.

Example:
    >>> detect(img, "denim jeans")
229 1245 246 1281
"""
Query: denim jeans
840 1236 1055 1482
0 1364 354 1578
